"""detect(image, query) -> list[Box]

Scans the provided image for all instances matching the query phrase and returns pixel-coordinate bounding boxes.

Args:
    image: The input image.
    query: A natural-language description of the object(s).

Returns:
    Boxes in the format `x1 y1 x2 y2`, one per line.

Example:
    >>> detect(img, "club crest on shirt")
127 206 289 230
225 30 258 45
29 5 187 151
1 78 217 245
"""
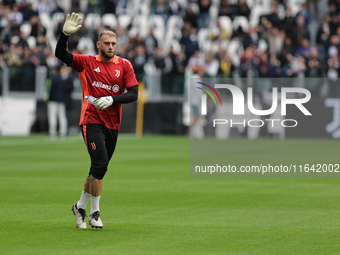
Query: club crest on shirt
115 70 120 77
112 84 120 93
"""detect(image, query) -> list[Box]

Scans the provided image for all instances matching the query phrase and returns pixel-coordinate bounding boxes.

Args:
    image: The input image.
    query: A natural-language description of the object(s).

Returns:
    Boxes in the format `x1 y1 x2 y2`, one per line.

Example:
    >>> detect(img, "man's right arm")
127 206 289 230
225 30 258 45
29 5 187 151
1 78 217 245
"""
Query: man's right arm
55 12 82 66
55 33 73 66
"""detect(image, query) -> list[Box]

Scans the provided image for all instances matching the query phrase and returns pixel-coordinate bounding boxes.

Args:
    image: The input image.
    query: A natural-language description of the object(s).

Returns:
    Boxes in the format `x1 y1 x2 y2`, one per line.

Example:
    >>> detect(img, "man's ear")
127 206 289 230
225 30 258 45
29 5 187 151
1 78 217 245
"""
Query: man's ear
96 41 100 49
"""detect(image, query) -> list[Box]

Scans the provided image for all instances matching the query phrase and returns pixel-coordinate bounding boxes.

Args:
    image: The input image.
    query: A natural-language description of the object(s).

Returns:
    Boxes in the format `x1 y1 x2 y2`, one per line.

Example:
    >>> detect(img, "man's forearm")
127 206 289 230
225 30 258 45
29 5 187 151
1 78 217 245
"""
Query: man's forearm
55 33 73 66
112 86 138 104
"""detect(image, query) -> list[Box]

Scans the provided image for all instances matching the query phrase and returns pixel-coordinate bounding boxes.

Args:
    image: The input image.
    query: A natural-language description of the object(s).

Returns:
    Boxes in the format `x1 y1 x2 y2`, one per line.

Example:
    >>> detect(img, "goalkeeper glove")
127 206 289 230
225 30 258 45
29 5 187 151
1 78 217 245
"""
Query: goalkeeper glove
63 12 82 36
94 96 114 110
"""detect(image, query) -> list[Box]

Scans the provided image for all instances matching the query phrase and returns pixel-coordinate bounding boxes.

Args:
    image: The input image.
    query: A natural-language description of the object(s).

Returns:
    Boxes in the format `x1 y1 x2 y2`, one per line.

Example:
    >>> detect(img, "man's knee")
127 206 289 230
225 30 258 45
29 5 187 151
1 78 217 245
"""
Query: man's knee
89 163 108 180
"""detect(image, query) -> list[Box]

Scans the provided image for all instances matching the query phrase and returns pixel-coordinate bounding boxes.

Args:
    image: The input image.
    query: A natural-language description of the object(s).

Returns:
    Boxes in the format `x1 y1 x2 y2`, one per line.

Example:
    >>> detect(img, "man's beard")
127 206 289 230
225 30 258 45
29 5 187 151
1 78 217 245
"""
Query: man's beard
100 48 115 59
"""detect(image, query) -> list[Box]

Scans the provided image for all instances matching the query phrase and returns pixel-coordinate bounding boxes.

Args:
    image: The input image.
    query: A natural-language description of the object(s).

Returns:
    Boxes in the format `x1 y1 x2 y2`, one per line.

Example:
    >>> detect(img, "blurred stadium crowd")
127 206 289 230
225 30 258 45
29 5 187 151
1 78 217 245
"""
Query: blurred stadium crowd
0 0 336 94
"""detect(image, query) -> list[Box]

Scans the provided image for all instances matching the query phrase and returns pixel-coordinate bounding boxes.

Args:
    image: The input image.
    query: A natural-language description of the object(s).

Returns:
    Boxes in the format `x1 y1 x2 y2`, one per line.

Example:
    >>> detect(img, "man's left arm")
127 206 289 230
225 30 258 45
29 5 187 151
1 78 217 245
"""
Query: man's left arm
94 86 138 110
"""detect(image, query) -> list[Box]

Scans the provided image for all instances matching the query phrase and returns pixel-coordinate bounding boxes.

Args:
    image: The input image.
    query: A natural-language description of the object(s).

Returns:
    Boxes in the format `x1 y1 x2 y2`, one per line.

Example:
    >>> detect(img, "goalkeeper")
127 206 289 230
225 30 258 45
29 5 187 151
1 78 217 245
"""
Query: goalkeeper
55 13 138 229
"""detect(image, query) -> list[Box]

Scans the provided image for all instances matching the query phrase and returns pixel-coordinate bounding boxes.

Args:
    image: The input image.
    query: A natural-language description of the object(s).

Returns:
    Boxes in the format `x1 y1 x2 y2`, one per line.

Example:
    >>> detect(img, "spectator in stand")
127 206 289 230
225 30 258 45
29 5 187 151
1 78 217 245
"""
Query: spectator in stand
279 37 296 66
205 50 219 78
154 46 166 71
328 35 339 59
8 4 23 24
10 18 20 37
209 18 231 42
290 15 310 48
44 47 60 68
327 55 340 97
168 0 182 16
116 45 128 59
184 5 198 28
167 47 186 94
2 0 15 9
260 4 282 30
328 2 338 16
219 50 234 78
115 0 128 15
242 26 259 49
307 0 320 19
306 47 322 77
197 0 211 29
237 0 250 20
329 14 339 35
257 51 269 78
20 2 38 22
181 26 199 61
101 0 116 15
297 38 312 61
282 7 294 35
17 31 29 48
188 50 205 72
144 28 159 55
316 15 331 55
34 0 53 14
267 27 284 56
240 47 258 78
154 46 167 93
131 44 148 82
218 0 237 20
151 0 169 23
294 2 311 26
268 54 281 78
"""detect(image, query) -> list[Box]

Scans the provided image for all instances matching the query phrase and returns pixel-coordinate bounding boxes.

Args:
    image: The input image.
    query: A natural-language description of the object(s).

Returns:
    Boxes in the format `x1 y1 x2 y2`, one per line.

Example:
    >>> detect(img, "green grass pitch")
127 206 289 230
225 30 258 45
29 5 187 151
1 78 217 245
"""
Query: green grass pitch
1 134 340 254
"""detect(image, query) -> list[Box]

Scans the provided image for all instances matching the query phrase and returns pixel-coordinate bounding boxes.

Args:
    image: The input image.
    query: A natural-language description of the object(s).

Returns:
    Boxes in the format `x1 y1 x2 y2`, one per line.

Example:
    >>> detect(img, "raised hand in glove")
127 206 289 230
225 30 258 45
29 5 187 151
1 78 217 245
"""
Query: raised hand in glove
94 96 114 110
63 12 82 36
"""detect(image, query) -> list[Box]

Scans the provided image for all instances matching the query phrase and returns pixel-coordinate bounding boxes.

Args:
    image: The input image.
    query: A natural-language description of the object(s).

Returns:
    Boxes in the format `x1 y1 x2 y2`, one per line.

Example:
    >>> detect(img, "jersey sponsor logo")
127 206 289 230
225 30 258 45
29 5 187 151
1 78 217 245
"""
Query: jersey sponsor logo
112 84 120 93
92 81 112 91
115 70 120 77
94 67 101 72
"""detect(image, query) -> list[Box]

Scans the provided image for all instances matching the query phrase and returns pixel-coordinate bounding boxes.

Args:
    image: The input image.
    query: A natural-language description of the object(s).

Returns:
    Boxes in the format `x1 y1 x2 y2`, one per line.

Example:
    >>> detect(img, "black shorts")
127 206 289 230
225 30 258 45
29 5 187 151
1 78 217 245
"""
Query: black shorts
81 124 118 179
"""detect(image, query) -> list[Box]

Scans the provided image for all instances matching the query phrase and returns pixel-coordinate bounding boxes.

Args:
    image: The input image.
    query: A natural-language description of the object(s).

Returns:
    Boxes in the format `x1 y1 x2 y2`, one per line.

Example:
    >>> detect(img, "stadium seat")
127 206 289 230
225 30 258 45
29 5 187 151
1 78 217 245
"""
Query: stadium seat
233 16 249 33
249 5 264 27
20 22 32 37
246 0 253 8
77 36 95 55
218 16 232 35
166 15 184 31
165 26 182 43
197 28 212 52
26 36 36 49
149 15 165 42
188 3 199 15
259 0 272 14
177 0 188 8
118 14 132 30
85 13 101 31
10 35 20 44
227 39 241 66
131 15 149 38
164 39 181 54
209 4 219 26
138 2 150 16
39 12 53 31
102 13 118 29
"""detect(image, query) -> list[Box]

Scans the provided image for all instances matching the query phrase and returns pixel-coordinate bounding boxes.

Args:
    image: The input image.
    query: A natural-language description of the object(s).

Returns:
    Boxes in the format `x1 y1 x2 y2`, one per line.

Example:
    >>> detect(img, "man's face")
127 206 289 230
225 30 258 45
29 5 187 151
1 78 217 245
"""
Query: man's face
97 34 117 60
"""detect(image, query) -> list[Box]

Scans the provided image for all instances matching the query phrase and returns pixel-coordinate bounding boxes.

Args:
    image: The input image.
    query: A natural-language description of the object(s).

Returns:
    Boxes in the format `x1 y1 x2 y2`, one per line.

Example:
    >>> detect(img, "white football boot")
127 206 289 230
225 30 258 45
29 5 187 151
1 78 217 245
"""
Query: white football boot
89 211 103 229
71 202 87 229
